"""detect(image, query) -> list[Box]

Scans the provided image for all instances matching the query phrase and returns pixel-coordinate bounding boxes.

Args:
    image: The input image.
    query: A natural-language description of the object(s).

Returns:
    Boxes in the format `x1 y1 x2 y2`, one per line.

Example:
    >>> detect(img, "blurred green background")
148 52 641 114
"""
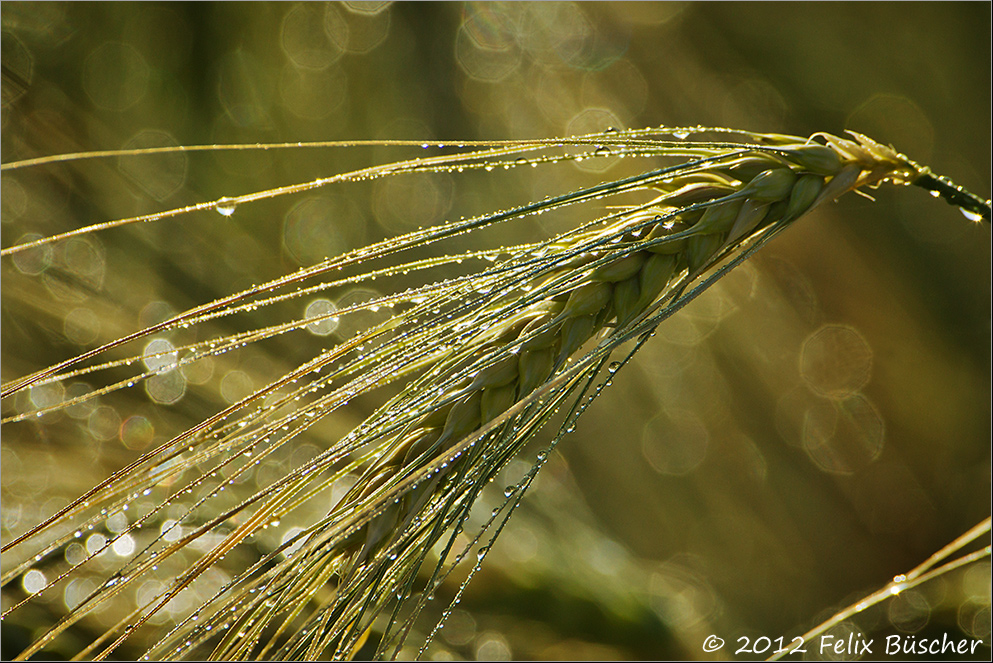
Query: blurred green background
2 2 990 660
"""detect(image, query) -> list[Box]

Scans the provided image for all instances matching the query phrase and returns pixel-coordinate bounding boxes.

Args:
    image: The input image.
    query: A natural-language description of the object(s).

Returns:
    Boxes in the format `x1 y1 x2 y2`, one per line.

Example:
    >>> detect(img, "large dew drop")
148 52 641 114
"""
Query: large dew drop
214 197 238 217
961 208 984 222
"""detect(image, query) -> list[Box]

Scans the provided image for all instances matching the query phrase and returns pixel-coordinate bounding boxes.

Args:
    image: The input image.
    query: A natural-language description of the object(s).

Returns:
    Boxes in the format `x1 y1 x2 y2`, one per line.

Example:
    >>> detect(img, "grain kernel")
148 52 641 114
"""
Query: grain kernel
562 282 613 318
785 174 825 220
743 168 798 202
590 251 647 282
692 198 745 235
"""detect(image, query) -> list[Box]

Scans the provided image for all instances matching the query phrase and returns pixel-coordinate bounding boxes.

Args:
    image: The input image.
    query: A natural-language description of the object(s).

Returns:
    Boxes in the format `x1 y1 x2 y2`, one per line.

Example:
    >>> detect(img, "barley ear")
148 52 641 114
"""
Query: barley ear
2 127 987 662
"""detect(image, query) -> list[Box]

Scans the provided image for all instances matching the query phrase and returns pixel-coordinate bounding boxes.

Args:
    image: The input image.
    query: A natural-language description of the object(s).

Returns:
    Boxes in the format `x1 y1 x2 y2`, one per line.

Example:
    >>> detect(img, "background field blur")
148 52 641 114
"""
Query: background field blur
2 2 990 660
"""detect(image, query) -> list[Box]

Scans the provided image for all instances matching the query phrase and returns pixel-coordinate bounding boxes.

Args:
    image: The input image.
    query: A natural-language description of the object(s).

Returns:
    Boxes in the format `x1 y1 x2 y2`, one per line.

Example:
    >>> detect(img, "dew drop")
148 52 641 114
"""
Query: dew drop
214 197 238 216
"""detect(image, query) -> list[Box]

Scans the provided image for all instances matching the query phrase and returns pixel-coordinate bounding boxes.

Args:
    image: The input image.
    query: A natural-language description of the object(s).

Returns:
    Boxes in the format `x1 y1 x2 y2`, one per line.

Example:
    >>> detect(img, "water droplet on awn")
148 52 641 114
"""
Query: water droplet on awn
215 197 238 216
